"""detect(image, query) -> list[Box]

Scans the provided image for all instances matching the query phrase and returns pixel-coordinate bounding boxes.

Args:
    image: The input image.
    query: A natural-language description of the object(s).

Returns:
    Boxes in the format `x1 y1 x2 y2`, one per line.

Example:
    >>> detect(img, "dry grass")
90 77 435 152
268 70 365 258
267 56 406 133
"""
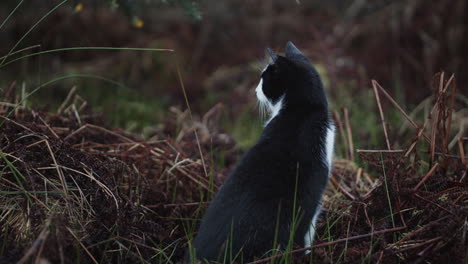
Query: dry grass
0 86 237 263
302 73 467 263
0 72 467 264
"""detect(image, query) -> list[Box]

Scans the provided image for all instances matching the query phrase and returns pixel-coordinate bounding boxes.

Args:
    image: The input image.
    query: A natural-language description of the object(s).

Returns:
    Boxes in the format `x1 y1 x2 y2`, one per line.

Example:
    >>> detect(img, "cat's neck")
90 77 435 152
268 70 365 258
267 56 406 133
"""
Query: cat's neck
261 109 329 139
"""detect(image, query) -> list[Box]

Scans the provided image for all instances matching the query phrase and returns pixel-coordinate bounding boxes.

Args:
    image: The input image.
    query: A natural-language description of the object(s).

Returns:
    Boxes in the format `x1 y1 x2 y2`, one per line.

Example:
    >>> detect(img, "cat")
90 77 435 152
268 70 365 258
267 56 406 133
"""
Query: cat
186 41 335 263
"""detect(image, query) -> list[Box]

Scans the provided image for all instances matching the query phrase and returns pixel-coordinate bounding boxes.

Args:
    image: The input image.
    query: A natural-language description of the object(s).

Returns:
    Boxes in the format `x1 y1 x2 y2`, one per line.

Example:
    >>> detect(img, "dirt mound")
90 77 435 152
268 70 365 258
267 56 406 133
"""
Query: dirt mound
0 92 237 263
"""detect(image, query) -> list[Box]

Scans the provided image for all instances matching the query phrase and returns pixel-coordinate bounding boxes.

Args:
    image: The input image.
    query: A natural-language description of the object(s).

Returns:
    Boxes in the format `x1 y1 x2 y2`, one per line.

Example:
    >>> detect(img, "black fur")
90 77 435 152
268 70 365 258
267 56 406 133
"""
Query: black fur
186 41 333 263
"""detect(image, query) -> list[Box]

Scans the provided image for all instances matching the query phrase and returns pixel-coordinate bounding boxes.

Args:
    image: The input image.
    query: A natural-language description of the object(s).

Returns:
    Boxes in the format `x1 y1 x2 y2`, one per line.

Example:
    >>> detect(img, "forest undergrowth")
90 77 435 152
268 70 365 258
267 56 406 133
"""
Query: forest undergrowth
0 72 466 264
0 1 468 263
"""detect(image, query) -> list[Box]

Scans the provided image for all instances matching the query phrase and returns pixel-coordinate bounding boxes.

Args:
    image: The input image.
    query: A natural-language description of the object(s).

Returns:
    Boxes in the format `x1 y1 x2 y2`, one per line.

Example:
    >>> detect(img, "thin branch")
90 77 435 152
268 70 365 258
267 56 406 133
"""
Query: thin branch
372 80 391 150
330 175 356 201
413 194 456 216
343 108 354 160
333 110 349 160
64 123 135 143
413 163 439 191
459 137 466 165
357 149 404 153
57 86 77 114
372 81 431 143
67 227 99 264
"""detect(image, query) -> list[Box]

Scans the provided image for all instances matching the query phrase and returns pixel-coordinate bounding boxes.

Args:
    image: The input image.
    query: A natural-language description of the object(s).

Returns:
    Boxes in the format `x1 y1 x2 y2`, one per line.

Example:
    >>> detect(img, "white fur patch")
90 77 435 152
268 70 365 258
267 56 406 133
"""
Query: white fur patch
255 79 284 126
304 205 321 252
325 124 336 170
304 123 335 252
255 79 268 106
266 96 284 125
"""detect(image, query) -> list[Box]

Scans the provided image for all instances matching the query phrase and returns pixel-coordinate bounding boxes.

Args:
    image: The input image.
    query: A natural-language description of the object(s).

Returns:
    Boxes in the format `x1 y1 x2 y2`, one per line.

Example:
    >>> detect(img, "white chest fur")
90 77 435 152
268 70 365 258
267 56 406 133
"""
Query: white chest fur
255 79 285 126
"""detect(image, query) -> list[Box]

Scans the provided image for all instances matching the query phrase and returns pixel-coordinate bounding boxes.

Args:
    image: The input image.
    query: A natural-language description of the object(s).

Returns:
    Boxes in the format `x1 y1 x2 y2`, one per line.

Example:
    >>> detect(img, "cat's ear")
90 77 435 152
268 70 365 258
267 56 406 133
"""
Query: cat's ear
285 41 309 64
266 48 278 63
285 41 302 57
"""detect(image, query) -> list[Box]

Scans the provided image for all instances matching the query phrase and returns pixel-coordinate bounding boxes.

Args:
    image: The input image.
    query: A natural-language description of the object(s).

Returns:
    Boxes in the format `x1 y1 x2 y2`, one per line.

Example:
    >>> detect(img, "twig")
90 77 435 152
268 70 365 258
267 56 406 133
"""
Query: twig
44 140 69 201
357 149 404 153
441 73 455 93
81 167 119 210
172 164 213 193
434 186 461 196
432 151 467 160
376 250 385 264
445 74 456 153
372 80 391 150
363 203 372 228
413 194 455 216
355 167 362 185
343 108 354 161
145 201 211 208
372 81 431 143
64 123 135 143
0 101 26 109
72 104 81 126
459 137 466 165
460 168 467 183
390 216 450 247
413 163 439 191
333 110 349 160
67 227 99 264
404 121 428 157
0 115 38 135
37 114 59 139
397 236 442 253
429 73 443 165
330 175 356 200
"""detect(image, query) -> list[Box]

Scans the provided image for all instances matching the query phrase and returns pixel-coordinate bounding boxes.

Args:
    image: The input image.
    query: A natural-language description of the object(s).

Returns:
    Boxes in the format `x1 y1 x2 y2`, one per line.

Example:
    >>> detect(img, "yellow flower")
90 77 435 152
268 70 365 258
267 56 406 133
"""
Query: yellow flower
74 3 83 12
133 17 144 28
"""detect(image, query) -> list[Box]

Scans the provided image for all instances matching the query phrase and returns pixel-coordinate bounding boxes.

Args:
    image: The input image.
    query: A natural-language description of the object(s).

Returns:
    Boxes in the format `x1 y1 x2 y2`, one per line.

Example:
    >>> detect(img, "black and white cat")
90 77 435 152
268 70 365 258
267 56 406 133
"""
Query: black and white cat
187 41 335 263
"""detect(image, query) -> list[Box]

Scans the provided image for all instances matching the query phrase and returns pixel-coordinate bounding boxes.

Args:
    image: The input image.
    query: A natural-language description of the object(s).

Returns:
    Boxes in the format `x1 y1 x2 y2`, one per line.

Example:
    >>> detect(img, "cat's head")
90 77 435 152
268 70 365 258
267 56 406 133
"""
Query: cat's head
256 41 328 123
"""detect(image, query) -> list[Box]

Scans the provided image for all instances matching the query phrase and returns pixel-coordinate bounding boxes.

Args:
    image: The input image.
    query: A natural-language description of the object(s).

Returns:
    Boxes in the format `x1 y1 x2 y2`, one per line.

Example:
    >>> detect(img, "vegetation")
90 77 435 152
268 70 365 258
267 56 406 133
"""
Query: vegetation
0 1 467 263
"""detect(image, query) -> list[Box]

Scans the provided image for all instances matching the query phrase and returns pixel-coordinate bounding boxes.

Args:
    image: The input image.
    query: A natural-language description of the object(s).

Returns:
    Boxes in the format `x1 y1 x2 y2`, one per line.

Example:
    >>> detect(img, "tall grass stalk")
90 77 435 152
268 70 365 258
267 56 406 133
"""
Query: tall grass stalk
380 153 396 243
0 47 173 69
0 151 32 204
0 0 68 66
177 65 209 178
0 0 25 31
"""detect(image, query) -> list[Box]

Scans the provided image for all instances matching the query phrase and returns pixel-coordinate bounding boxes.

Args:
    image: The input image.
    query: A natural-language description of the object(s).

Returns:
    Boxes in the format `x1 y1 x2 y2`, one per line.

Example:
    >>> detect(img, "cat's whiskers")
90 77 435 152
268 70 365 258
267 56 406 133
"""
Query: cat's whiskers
257 99 267 121
255 79 270 122
255 58 267 72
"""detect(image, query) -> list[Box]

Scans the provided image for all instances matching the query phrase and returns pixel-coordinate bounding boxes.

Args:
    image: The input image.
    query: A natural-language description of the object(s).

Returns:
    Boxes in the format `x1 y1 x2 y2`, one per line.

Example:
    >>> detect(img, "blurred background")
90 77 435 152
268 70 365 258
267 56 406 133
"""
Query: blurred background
1 0 467 153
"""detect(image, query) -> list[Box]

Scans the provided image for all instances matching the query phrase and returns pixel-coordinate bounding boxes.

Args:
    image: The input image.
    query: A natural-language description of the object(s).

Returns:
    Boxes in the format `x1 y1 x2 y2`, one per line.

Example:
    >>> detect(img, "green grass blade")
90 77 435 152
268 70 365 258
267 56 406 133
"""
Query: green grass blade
0 0 25 31
380 153 395 228
0 0 68 66
0 151 32 204
0 47 174 69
